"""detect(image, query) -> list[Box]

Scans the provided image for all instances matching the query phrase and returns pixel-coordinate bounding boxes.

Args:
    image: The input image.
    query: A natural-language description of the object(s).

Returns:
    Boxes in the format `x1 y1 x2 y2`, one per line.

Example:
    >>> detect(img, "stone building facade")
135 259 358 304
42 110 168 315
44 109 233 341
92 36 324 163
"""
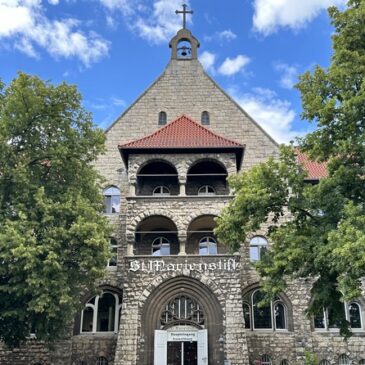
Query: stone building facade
2 21 365 365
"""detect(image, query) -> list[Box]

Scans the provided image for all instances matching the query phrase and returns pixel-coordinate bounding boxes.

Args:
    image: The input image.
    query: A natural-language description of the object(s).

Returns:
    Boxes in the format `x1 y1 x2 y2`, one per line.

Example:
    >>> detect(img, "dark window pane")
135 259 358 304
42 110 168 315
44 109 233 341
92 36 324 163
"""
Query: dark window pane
274 303 286 329
314 313 325 329
82 307 94 332
349 303 362 328
253 291 272 329
97 293 116 332
243 303 251 329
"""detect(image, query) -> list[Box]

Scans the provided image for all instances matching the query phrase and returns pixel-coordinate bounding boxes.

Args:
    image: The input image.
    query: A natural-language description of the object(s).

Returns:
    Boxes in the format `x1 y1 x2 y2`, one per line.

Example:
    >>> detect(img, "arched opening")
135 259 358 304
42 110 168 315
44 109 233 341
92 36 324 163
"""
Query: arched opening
141 276 224 365
186 160 228 196
135 216 179 255
137 161 179 196
103 186 120 214
186 215 227 255
201 111 210 125
159 111 167 125
177 39 192 59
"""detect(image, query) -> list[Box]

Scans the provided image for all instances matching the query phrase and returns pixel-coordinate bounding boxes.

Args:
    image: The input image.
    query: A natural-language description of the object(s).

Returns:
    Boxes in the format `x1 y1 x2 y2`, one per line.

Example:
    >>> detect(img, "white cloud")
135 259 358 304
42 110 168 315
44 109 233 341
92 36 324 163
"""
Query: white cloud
0 0 109 66
199 51 216 73
48 0 59 5
100 0 134 16
229 87 306 143
274 62 299 89
218 55 250 76
100 0 191 44
253 0 347 35
217 29 237 42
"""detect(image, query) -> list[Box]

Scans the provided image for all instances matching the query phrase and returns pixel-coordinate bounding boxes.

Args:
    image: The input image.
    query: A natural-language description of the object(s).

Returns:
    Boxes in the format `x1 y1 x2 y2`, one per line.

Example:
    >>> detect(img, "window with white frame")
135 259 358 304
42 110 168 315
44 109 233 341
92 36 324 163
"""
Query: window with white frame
261 354 272 365
103 186 120 214
243 289 288 331
359 359 365 365
81 291 122 333
249 236 268 262
152 237 170 256
96 357 108 365
314 301 363 331
107 238 118 268
280 360 289 365
199 236 217 255
198 185 215 195
338 355 350 365
153 186 170 196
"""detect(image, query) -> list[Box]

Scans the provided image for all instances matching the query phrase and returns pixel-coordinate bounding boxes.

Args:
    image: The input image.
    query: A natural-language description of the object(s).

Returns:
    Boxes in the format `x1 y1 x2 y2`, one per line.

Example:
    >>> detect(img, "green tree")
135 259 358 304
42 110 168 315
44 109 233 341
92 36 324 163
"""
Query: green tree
216 0 365 336
0 73 111 347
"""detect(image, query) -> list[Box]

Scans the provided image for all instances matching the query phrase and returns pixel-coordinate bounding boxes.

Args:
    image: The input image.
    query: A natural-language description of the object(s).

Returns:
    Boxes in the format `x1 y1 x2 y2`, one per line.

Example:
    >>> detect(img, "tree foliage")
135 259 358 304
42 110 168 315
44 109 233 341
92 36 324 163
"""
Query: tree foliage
0 73 111 347
216 0 365 336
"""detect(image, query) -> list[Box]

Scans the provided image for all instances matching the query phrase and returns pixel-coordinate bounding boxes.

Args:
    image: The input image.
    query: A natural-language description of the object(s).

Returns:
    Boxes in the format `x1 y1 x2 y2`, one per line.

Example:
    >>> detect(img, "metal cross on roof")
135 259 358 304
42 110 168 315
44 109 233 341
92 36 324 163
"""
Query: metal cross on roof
175 4 193 29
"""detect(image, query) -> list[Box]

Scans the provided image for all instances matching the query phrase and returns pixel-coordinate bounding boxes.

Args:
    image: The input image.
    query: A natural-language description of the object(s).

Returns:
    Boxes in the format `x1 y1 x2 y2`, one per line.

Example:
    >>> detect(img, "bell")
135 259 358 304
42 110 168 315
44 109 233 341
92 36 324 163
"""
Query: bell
181 47 187 56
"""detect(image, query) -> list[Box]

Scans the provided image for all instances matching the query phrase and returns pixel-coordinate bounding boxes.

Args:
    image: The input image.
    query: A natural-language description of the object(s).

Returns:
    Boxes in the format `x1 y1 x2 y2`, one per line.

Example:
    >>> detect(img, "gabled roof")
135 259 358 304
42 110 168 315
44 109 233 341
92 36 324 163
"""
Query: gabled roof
119 115 244 149
296 150 328 180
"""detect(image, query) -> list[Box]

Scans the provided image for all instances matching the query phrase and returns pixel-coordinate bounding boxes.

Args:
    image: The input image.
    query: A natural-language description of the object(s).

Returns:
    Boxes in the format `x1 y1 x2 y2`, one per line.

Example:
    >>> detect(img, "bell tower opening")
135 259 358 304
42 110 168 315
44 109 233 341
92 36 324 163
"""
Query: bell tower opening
169 4 200 60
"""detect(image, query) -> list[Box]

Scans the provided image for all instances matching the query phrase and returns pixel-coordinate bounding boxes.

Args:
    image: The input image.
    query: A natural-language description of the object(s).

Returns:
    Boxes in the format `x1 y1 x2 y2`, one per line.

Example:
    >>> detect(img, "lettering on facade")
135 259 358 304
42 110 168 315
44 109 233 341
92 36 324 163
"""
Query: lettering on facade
129 258 240 272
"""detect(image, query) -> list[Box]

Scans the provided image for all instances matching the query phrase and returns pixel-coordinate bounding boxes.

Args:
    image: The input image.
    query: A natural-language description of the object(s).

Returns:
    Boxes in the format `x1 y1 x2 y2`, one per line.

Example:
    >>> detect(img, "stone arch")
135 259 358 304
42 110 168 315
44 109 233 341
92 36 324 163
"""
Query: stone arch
140 275 224 364
186 157 228 174
127 210 185 234
183 209 221 230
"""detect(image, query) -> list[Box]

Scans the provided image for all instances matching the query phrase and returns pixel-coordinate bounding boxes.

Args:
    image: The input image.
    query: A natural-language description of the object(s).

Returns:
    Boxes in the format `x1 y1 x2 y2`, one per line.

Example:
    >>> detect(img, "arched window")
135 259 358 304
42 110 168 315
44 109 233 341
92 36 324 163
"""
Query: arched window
243 289 288 331
199 236 217 255
201 111 210 125
338 355 350 365
103 186 120 214
159 111 167 125
261 355 272 365
249 236 268 262
314 301 363 330
274 301 287 329
153 186 170 196
280 360 289 365
253 290 272 329
161 294 204 327
107 238 118 268
319 360 331 365
198 185 215 195
348 302 362 328
152 237 170 256
81 291 122 334
96 357 108 365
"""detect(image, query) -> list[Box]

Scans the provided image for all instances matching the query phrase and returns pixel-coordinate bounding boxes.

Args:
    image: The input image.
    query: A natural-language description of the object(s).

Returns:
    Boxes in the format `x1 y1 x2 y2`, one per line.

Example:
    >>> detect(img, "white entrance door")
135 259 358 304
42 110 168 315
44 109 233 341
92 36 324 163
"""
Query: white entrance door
154 328 208 365
197 330 208 365
154 330 168 365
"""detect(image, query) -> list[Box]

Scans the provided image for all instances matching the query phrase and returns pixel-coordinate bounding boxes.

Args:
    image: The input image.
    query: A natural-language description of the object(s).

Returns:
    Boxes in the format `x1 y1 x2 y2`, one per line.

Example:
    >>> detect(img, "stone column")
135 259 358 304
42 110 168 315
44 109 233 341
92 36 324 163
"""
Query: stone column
178 232 187 255
179 178 186 196
129 180 136 196
126 233 134 256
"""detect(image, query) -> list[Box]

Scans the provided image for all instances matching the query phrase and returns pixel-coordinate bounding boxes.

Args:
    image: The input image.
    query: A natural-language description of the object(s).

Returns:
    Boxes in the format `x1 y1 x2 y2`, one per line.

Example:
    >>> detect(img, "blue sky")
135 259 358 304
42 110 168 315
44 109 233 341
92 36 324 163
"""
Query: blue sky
0 0 347 143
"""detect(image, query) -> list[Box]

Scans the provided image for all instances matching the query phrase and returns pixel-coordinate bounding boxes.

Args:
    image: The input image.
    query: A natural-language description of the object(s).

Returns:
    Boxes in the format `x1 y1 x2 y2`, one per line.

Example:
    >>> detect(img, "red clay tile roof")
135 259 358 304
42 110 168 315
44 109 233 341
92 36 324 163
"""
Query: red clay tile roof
296 150 328 180
119 115 244 149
